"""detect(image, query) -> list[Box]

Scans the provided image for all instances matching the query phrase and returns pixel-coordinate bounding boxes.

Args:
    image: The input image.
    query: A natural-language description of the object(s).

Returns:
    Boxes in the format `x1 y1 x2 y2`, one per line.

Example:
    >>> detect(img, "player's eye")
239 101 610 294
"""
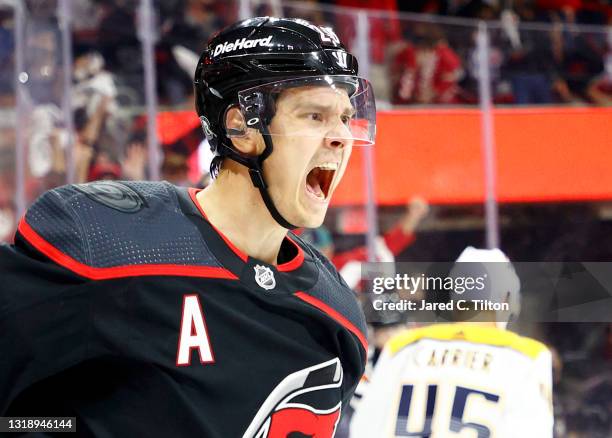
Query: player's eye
308 113 324 122
341 114 353 125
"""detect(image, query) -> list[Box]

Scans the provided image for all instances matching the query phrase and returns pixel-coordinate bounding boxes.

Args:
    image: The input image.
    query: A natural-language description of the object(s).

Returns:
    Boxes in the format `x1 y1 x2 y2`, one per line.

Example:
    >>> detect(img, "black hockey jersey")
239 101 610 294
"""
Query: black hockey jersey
0 180 368 438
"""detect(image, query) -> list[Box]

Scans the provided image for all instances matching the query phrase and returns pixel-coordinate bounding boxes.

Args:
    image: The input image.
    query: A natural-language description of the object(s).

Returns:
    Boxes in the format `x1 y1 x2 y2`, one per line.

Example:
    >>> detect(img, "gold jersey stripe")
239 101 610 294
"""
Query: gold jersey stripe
388 324 548 359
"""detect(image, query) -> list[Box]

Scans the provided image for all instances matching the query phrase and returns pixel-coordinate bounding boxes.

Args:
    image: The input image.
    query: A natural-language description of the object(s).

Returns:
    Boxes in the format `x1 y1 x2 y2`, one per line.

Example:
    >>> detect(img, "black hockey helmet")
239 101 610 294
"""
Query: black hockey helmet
194 17 376 229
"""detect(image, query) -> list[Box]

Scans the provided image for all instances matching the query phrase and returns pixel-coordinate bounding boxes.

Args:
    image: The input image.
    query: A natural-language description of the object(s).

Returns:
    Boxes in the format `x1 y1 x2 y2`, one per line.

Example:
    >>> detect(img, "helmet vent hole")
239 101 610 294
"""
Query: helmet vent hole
255 58 317 73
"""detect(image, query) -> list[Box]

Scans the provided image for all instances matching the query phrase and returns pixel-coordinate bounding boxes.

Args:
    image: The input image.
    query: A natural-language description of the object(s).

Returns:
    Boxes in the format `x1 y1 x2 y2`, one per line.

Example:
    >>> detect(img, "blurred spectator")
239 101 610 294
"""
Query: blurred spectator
335 0 402 62
77 140 147 184
73 47 118 112
24 23 62 106
0 117 15 242
72 91 133 183
575 0 612 26
27 105 64 182
73 139 94 183
397 0 446 15
71 0 104 34
586 28 612 104
121 141 147 181
285 0 327 27
397 0 540 18
24 0 58 20
395 0 610 21
501 4 557 104
157 0 225 106
454 0 502 19
587 66 612 104
154 45 193 106
72 46 131 161
459 27 508 103
17 17 66 193
95 0 142 102
392 24 463 104
0 204 13 242
73 51 112 119
537 0 582 12
335 0 402 102
0 6 14 106
300 197 430 289
161 151 191 186
87 151 122 181
74 131 147 184
178 0 231 46
74 94 111 155
548 7 607 103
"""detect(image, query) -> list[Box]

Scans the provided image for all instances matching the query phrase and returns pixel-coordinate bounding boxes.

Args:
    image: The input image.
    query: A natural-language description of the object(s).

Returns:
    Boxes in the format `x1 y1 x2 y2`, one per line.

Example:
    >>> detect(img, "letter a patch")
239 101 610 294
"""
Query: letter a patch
176 294 215 366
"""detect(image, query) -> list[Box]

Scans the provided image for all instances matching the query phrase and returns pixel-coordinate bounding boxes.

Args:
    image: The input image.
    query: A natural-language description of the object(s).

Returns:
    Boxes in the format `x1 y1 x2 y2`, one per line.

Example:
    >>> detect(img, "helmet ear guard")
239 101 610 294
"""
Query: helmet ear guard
221 90 275 168
223 107 248 139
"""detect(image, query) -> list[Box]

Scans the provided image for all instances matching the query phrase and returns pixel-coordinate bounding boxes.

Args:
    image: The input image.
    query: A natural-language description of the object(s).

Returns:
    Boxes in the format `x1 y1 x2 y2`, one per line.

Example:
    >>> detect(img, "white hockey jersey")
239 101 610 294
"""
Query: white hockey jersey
350 323 553 438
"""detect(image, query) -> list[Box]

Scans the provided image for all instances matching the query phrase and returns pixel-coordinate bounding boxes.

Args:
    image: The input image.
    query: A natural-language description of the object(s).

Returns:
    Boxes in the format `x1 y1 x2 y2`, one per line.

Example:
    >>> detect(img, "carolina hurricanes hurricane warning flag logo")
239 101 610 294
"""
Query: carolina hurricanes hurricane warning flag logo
242 358 343 438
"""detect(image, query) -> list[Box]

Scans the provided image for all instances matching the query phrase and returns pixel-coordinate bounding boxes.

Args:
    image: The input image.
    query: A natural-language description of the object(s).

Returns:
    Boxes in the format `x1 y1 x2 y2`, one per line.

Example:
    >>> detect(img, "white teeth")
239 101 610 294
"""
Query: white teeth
316 162 339 171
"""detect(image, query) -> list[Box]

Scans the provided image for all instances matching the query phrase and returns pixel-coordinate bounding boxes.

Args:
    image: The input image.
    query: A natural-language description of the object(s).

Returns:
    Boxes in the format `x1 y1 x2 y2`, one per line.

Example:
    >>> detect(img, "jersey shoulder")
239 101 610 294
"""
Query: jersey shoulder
387 323 549 360
19 181 221 274
290 231 368 344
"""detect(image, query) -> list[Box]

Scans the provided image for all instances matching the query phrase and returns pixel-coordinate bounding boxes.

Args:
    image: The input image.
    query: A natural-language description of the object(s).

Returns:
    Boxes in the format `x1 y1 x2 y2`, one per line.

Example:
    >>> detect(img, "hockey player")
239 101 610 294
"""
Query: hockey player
0 17 376 437
350 247 554 438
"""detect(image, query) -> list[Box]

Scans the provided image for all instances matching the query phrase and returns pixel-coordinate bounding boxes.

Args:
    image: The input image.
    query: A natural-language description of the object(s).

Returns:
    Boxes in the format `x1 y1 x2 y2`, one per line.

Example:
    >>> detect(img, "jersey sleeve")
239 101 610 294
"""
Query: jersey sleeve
0 189 115 415
382 224 415 256
349 347 397 437
331 245 369 271
504 348 554 438
0 237 92 413
291 234 369 402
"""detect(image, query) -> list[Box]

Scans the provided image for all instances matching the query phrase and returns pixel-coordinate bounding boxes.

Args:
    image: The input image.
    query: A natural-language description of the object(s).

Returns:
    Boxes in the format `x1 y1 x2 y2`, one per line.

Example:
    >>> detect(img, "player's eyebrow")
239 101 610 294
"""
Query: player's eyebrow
297 102 356 116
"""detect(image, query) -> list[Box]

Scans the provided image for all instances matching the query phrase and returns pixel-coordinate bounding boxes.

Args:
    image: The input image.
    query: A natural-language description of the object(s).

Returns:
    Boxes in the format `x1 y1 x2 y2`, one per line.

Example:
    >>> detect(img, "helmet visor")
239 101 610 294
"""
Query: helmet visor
235 75 376 147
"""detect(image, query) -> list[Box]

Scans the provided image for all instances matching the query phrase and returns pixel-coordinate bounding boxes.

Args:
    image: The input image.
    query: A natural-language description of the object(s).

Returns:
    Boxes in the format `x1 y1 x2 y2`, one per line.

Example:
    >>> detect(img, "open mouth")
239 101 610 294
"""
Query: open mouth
305 162 338 201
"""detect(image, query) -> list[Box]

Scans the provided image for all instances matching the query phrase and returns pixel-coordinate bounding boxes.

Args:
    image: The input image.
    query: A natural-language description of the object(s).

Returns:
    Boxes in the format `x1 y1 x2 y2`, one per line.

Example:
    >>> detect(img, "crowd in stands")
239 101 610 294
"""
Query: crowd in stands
0 0 610 106
0 0 609 209
0 0 608 241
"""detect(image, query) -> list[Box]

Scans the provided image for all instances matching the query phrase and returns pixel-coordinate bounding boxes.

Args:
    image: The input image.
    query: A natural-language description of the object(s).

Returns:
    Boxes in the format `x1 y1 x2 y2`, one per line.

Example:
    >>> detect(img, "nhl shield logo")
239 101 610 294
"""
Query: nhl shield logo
254 265 276 290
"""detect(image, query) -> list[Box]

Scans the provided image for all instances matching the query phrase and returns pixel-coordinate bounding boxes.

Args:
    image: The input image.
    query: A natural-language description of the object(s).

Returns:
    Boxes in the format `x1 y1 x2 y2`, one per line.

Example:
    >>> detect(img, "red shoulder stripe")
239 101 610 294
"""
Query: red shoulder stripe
294 291 368 354
18 217 238 281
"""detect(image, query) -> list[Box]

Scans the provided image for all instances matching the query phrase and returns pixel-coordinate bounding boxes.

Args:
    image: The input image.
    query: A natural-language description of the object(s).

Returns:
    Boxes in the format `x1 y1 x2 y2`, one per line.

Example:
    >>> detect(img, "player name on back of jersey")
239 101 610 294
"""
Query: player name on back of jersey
413 346 494 372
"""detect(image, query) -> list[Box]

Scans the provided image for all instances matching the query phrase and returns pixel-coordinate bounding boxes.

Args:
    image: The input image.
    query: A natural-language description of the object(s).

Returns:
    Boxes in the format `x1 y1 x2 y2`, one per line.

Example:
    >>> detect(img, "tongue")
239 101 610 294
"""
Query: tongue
306 169 324 198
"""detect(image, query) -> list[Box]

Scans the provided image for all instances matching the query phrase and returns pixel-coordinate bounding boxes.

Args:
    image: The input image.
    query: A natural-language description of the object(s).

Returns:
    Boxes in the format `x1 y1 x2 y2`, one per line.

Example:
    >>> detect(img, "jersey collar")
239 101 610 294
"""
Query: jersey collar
174 186 318 293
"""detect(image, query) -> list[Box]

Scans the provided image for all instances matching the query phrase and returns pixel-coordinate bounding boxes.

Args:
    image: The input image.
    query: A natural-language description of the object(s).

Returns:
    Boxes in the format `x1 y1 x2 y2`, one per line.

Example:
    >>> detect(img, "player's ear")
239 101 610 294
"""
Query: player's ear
225 107 265 156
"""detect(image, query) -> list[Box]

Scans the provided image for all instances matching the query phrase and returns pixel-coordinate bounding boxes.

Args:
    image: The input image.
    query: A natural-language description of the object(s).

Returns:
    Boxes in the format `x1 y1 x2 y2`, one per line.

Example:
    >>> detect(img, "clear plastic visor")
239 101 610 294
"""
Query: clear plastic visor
233 75 376 147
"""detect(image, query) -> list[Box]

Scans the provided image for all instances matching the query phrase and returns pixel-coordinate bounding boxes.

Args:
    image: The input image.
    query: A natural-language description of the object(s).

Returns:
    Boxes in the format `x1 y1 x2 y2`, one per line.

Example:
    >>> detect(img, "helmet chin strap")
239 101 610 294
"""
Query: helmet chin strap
241 125 299 230
221 97 298 230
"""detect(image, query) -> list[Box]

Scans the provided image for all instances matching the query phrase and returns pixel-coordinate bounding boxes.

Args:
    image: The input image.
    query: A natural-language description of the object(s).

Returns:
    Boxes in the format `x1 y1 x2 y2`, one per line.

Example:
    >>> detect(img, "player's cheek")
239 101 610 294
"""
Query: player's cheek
335 156 350 187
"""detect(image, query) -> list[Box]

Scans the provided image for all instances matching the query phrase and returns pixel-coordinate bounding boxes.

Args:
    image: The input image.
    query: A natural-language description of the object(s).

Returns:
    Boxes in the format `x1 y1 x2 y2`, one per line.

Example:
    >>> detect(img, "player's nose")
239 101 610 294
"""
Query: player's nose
324 121 351 149
325 137 345 149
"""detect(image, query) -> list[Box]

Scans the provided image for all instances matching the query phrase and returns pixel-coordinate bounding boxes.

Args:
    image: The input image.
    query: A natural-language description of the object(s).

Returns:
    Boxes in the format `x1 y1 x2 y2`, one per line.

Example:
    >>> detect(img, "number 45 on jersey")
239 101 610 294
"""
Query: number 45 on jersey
395 384 499 438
